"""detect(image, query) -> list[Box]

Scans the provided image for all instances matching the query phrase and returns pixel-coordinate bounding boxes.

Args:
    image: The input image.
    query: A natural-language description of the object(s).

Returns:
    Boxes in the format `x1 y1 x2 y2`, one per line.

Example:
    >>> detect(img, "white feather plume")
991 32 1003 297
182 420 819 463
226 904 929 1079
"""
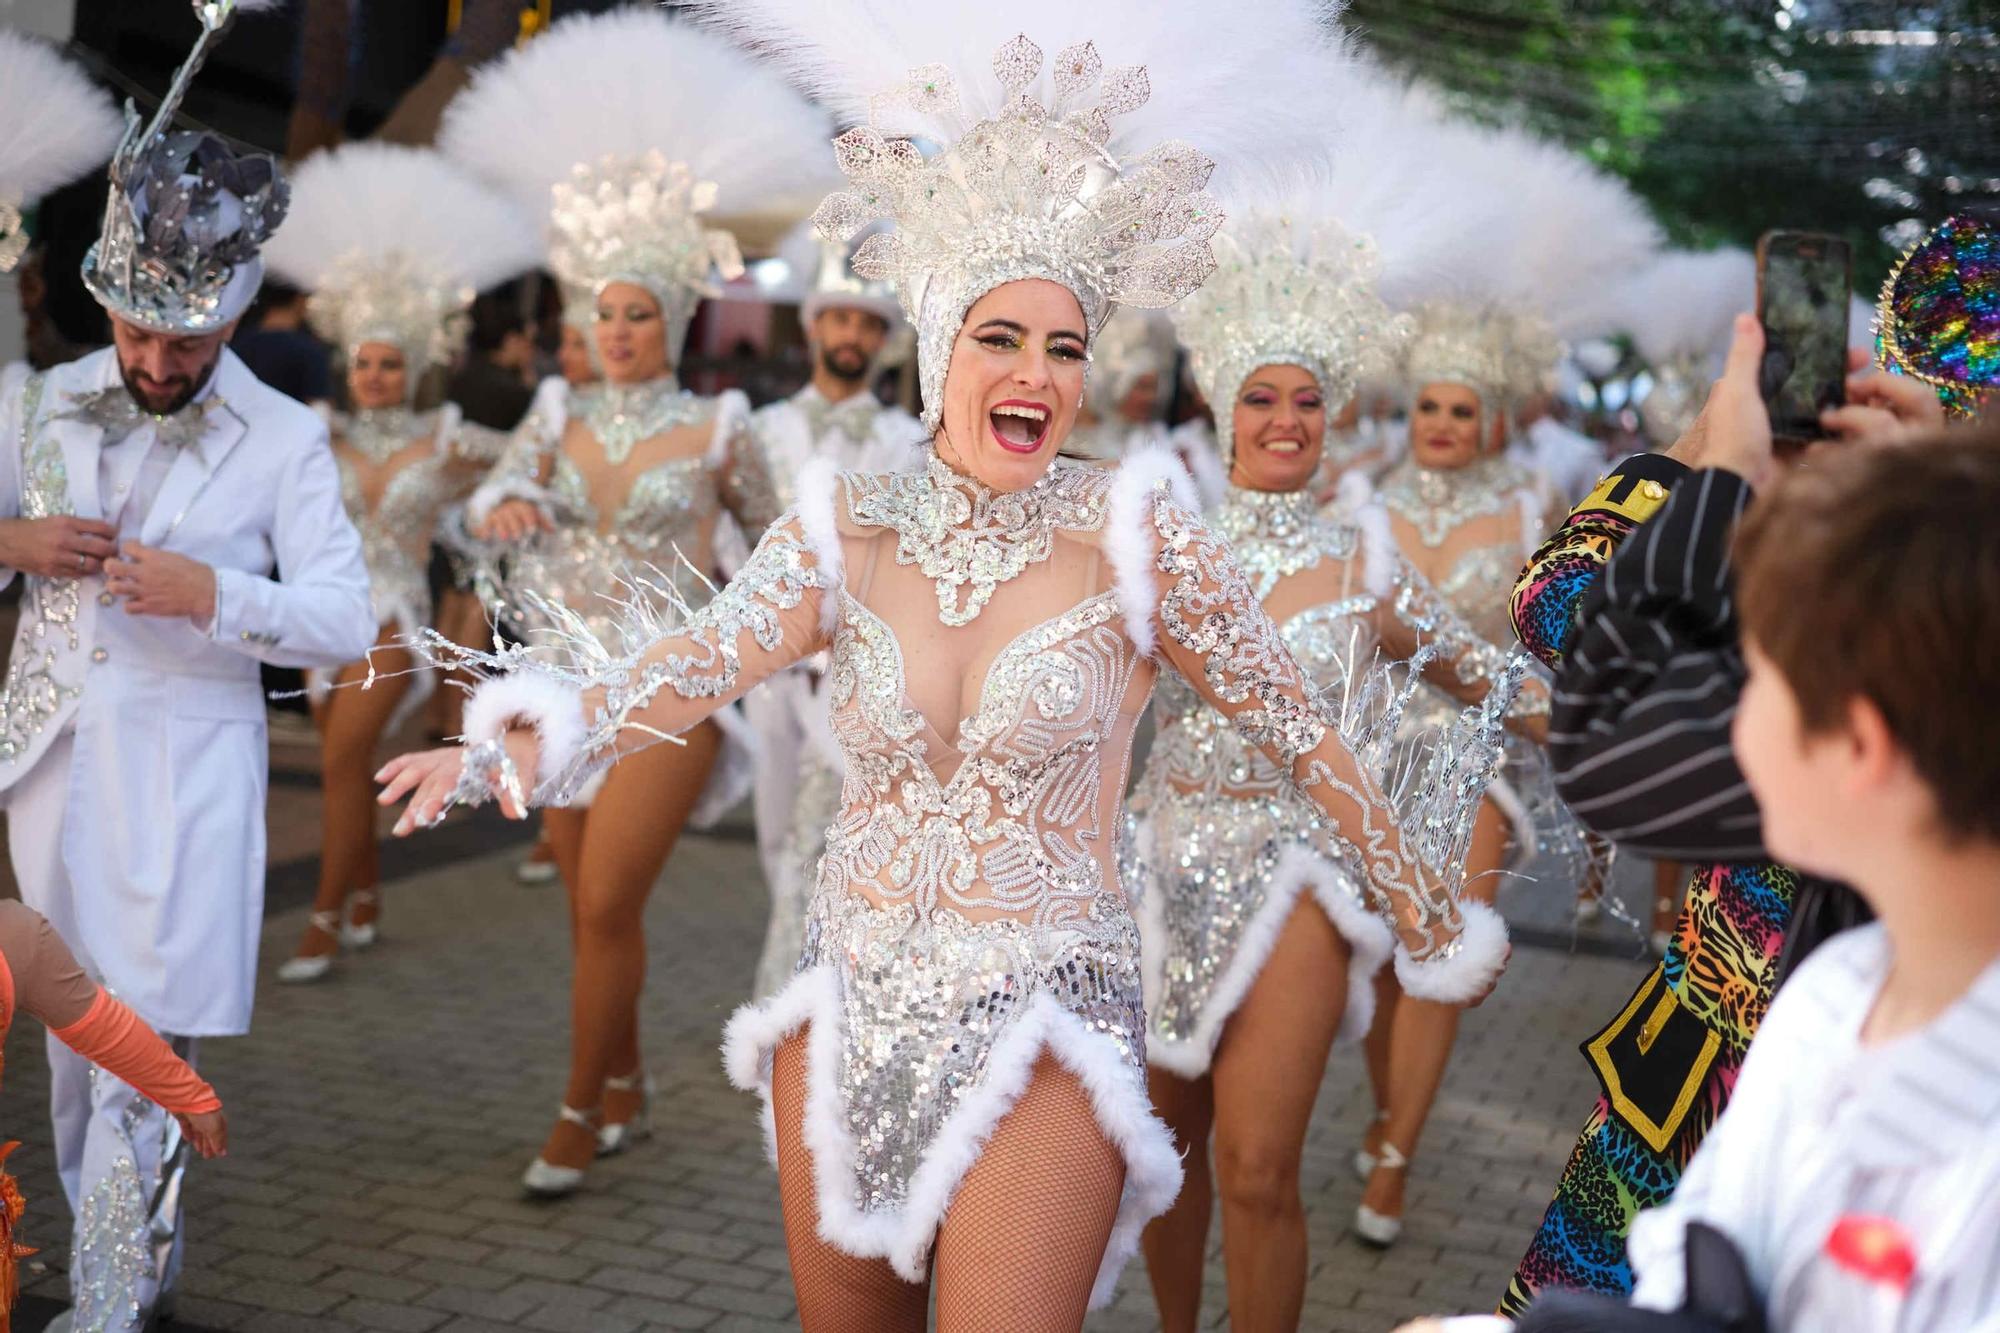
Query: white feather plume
677 0 1357 202
262 142 542 296
438 8 837 231
229 0 289 13
0 29 122 205
1614 247 1755 364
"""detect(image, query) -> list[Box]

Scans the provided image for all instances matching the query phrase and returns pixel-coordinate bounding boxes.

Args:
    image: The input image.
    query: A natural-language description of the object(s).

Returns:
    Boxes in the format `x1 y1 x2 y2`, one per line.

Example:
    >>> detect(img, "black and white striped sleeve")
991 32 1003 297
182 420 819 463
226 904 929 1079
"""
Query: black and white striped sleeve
1546 467 1768 862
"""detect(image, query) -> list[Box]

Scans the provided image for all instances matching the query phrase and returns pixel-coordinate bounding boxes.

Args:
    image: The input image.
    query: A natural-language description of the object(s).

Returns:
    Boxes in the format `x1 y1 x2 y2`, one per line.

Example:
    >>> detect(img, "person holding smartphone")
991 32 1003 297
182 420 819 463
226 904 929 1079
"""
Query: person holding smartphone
1497 310 1946 1315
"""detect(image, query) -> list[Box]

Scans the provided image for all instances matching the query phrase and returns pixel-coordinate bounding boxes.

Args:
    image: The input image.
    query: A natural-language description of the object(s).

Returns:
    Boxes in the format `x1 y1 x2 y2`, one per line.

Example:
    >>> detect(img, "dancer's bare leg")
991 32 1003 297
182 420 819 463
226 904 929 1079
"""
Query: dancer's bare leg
1211 897 1349 1332
537 723 721 1170
1360 797 1509 1223
934 1054 1125 1333
772 1031 929 1333
293 636 412 960
1140 1066 1214 1333
429 587 489 740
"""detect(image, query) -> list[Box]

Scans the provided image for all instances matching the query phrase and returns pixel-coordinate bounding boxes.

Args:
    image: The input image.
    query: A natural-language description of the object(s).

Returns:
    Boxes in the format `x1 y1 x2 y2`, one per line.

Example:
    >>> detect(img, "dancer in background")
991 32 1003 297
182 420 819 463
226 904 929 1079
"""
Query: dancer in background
381 3 1514 1325
1129 183 1541 1332
260 143 542 982
745 233 920 999
0 5 373 1324
437 8 827 1196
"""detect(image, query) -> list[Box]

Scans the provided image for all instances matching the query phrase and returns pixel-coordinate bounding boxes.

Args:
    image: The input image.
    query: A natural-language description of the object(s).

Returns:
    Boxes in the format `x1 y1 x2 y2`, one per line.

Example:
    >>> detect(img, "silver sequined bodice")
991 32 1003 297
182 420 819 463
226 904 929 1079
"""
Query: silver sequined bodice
1377 453 1537 647
334 414 470 629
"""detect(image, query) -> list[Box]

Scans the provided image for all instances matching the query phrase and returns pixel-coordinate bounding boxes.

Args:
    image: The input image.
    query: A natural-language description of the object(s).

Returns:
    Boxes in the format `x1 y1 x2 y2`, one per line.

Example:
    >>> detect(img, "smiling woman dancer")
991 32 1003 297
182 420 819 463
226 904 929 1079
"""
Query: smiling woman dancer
380 7 1513 1330
260 144 541 984
431 10 831 1197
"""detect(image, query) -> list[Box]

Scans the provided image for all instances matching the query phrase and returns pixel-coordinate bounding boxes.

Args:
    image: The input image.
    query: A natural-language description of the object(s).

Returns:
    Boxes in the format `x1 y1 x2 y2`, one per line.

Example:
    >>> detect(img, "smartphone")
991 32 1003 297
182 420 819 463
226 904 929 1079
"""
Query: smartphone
1755 230 1852 439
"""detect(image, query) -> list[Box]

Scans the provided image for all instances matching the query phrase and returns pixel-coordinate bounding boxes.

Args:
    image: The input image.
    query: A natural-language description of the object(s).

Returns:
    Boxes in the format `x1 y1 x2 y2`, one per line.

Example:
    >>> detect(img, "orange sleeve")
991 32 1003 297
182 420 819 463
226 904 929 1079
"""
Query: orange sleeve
51 991 222 1116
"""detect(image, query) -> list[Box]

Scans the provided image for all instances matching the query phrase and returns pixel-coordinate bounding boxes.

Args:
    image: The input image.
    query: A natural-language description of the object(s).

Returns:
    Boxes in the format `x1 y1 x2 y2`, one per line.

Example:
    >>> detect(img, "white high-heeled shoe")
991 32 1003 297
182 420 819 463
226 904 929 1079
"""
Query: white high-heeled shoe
1353 1141 1408 1248
277 912 342 984
596 1072 654 1157
341 890 379 949
523 1105 601 1198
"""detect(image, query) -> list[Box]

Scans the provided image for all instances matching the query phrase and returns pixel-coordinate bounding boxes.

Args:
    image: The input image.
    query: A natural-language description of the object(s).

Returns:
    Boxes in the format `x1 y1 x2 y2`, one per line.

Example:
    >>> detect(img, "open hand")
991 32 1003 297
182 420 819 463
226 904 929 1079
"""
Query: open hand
105 542 218 623
0 515 119 578
377 729 539 835
476 499 552 543
176 1107 227 1158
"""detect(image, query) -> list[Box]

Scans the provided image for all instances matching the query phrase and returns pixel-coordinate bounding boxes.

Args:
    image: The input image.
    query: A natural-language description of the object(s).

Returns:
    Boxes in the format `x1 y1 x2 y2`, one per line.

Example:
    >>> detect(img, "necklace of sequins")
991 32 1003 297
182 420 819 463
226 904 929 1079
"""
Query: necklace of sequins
1212 484 1358 600
56 385 218 455
579 379 703 466
343 408 430 465
849 453 1110 626
1377 453 1528 548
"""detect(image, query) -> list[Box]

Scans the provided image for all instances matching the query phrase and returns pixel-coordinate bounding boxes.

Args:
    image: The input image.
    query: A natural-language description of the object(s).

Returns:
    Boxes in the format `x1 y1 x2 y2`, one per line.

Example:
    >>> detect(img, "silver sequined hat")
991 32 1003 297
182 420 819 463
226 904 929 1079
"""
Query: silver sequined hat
1174 214 1409 461
0 29 122 274
261 142 543 379
81 1 290 334
685 0 1357 432
439 9 837 373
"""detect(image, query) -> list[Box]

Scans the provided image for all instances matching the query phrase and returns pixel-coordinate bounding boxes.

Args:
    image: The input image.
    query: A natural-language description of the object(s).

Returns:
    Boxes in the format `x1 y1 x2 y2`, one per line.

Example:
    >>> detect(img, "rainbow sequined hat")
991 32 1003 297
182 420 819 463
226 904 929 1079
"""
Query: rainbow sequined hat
1876 214 1997 419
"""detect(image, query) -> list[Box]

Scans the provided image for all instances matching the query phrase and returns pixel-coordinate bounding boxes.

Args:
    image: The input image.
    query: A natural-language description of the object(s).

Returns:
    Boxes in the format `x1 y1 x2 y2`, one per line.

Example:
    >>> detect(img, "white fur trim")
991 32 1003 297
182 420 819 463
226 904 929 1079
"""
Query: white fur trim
466 475 555 529
722 966 1182 1309
1392 900 1510 1004
1105 448 1199 658
1140 843 1396 1077
461 671 587 792
704 388 754 467
793 456 847 637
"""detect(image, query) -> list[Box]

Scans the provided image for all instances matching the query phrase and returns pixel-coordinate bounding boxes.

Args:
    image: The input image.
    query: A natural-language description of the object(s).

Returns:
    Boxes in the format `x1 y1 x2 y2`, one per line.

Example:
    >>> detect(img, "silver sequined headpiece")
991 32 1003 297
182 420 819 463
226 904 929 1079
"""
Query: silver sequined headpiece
81 2 288 334
1174 214 1408 461
549 152 746 370
812 34 1225 431
1401 301 1519 413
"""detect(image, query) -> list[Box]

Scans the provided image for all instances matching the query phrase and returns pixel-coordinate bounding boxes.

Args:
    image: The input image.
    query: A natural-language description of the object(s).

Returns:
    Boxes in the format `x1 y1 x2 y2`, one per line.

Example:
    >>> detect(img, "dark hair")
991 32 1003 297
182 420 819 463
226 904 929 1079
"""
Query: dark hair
467 286 528 355
1734 421 2000 843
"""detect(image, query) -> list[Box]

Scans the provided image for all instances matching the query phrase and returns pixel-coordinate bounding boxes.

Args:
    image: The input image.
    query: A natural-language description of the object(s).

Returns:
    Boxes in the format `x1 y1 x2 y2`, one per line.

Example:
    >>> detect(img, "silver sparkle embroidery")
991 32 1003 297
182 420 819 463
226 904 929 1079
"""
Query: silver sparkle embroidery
1376 453 1535 549
845 454 1112 626
333 417 476 632
53 384 221 456
1210 484 1358 600
1 374 83 764
576 380 706 467
340 406 430 466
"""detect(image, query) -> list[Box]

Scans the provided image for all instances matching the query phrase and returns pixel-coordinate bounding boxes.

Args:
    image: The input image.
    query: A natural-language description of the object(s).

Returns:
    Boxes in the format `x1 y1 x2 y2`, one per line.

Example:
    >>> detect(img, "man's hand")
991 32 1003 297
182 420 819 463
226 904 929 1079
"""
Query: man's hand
476 498 552 543
104 542 218 623
1666 314 1776 489
0 515 119 578
1820 365 1948 446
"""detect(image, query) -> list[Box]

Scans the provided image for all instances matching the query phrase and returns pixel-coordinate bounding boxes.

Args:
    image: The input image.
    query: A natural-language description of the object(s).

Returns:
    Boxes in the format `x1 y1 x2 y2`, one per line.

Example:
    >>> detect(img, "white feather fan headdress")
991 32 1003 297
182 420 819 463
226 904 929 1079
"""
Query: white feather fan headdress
0 30 122 273
439 8 837 365
1608 247 1752 444
683 0 1353 429
262 143 541 375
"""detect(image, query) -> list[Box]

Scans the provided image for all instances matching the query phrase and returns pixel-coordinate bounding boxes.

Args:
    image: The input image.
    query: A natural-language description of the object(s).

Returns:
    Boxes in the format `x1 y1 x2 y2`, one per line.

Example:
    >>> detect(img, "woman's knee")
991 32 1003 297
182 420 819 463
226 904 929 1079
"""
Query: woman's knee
570 879 649 944
1213 1130 1302 1220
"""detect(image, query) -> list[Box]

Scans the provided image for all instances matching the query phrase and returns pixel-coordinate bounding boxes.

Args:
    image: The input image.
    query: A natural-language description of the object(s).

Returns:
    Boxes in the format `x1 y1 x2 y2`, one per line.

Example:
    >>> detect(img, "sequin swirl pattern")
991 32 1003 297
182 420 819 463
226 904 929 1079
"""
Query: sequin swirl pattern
333 414 473 631
0 375 84 764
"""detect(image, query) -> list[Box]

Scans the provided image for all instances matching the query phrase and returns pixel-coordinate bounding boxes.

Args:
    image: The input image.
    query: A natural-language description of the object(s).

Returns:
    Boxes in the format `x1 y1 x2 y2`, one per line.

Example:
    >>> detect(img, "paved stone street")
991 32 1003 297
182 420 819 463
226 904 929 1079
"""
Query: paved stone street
2 719 1660 1332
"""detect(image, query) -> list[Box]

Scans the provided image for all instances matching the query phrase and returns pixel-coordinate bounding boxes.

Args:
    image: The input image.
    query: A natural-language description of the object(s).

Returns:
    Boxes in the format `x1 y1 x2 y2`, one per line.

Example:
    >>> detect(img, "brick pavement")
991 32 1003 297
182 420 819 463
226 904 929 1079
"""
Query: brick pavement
2 811 1650 1332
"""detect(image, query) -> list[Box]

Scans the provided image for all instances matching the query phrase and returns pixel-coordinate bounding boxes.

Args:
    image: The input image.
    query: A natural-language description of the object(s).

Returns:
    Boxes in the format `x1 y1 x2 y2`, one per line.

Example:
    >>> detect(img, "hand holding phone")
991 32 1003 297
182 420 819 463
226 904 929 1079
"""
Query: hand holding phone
1755 230 1852 440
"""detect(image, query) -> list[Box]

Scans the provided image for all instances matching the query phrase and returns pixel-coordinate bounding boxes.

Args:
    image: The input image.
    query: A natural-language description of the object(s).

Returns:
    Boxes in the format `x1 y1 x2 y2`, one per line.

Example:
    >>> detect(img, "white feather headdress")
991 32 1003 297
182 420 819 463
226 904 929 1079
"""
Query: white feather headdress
262 143 541 374
683 0 1354 428
0 30 122 271
439 8 837 364
1608 247 1752 444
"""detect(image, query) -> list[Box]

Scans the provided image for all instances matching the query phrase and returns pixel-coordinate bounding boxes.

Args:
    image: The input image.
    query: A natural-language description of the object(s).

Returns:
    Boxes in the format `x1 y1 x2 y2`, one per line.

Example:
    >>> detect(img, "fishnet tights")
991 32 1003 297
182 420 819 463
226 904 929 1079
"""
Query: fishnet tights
772 1031 1126 1332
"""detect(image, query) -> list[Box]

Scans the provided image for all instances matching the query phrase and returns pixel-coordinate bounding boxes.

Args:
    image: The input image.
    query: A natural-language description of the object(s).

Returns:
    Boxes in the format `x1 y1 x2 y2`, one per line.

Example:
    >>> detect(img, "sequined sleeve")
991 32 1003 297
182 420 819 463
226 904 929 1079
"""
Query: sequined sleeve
1509 453 1686 669
715 410 782 541
452 513 836 806
1144 492 1511 999
1385 561 1551 722
466 383 565 525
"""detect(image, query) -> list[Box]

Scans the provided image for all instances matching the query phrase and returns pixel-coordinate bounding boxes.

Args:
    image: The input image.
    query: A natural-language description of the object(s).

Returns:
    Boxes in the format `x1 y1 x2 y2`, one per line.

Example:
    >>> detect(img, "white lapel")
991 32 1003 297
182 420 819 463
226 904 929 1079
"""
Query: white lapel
140 352 252 547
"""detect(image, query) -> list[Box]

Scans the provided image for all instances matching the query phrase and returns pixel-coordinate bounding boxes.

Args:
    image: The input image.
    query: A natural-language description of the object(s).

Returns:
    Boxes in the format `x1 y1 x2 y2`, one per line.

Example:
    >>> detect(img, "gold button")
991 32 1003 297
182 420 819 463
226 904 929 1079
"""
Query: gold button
98 592 114 607
1640 480 1668 501
91 648 108 663
240 630 252 642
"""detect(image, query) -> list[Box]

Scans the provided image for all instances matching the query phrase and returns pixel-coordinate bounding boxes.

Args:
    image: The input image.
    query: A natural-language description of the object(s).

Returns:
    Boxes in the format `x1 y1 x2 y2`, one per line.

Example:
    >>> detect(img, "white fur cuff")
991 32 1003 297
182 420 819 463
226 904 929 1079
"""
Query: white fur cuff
794 456 846 636
1106 447 1200 657
461 672 587 793
466 477 553 529
1393 900 1510 1004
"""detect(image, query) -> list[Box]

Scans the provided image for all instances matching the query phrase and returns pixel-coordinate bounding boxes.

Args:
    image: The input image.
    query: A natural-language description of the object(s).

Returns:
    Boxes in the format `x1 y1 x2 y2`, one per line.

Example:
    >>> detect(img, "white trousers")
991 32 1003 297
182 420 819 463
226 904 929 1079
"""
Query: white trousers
9 731 193 1331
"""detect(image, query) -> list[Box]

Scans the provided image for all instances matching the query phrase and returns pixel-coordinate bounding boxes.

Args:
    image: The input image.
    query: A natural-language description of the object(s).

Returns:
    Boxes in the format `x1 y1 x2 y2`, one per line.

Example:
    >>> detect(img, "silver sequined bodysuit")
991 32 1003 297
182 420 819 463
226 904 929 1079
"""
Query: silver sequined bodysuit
331 408 486 635
1125 486 1393 1072
465 452 1503 1296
